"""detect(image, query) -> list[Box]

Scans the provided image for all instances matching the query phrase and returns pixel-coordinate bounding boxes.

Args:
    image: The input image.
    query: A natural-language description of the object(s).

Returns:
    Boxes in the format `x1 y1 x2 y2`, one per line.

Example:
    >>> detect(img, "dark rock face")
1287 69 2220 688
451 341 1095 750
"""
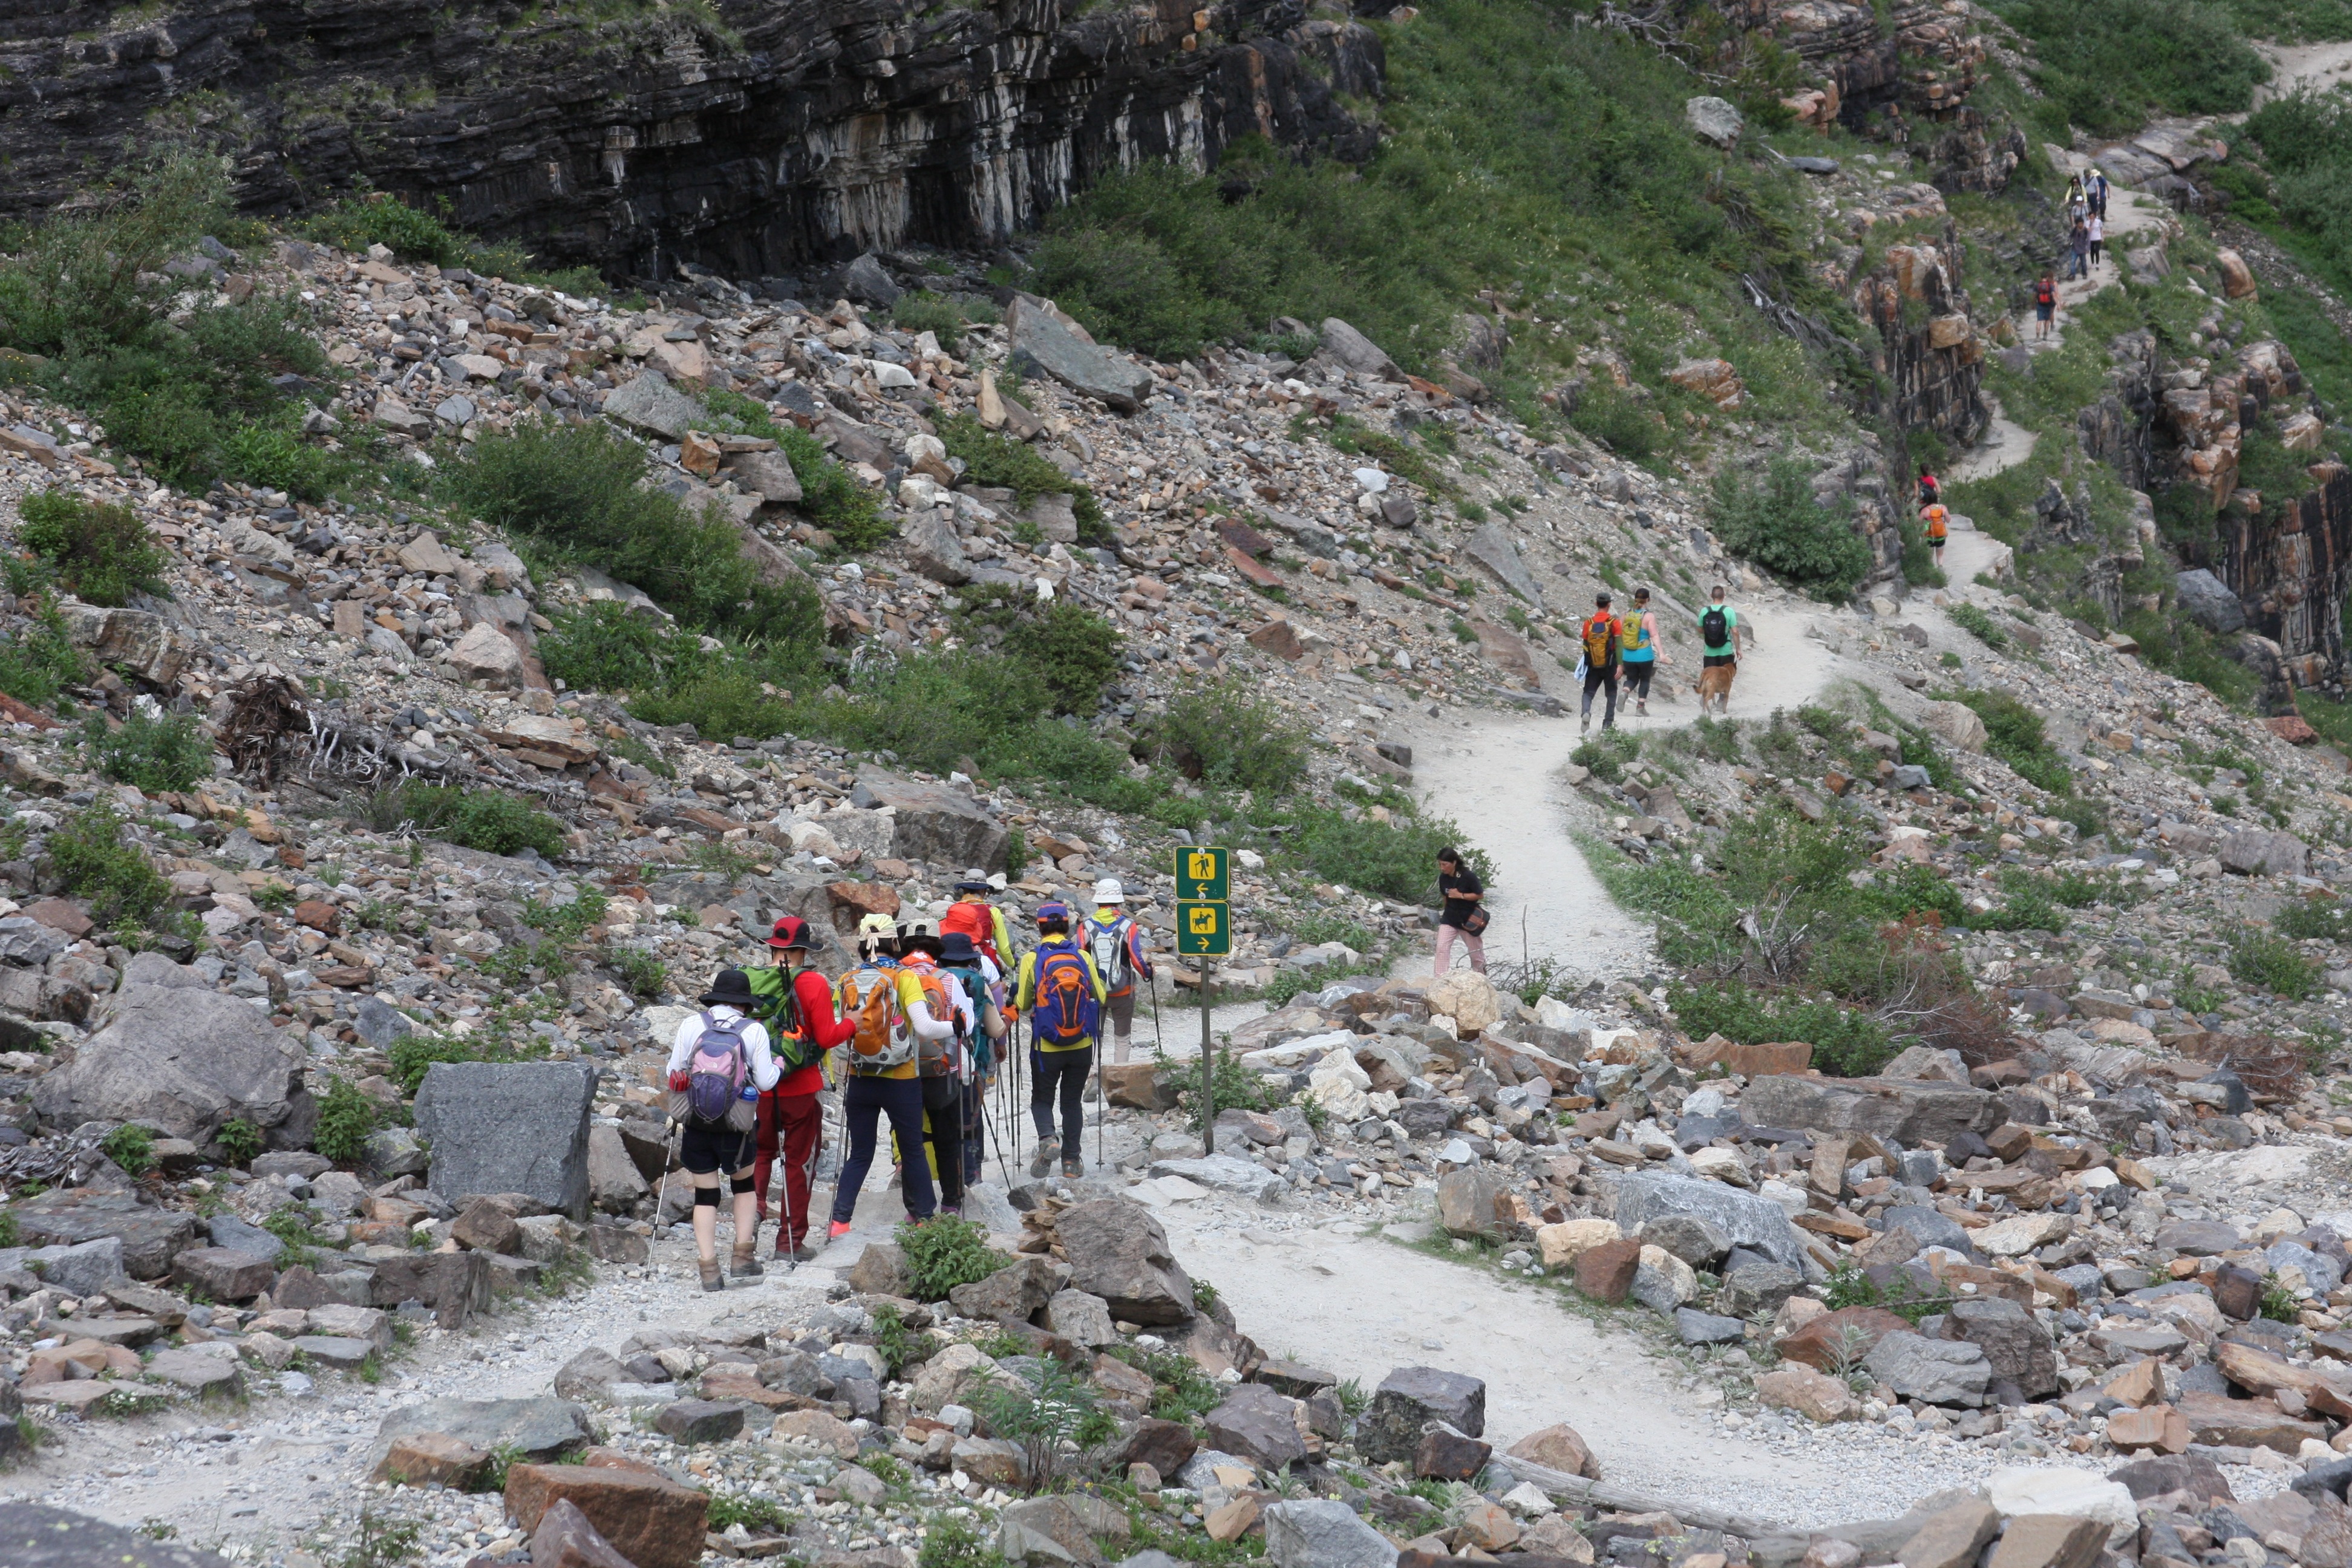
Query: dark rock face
0 0 1382 279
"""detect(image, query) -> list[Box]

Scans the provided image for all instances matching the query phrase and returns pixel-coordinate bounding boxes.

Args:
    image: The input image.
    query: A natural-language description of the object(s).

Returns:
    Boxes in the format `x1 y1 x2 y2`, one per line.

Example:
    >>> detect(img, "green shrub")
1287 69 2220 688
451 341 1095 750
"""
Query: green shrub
952 593 1122 716
216 1118 262 1166
81 709 213 791
1288 807 1482 904
895 1215 1009 1301
394 785 567 858
45 803 170 927
100 1123 155 1176
1970 875 2068 934
1992 0 2267 138
2277 897 2352 941
1149 678 1310 792
1711 460 1871 601
920 1514 1010 1568
971 1357 1119 1494
698 390 892 554
936 414 1104 543
312 1078 381 1165
1569 381 1669 460
388 1033 478 1096
2231 930 2324 999
441 419 822 650
15 491 169 607
889 292 998 353
0 596 89 708
1667 981 1893 1076
1953 688 2073 795
1947 603 2007 650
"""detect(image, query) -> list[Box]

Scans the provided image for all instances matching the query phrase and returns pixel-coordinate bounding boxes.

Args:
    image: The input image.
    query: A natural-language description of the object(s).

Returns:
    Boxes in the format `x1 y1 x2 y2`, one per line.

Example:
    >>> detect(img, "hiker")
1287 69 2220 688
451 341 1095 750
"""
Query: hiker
1085 878 1155 1064
938 929 1005 1192
895 919 972 1218
1620 587 1666 718
2033 271 2059 341
2065 173 2085 221
2066 218 2089 282
1697 584 1746 717
746 916 854 1262
941 871 1014 976
1922 501 1949 571
1012 901 1107 1179
1433 846 1487 976
1578 590 1623 735
666 968 785 1291
824 913 948 1241
2090 166 2109 220
2087 211 2105 273
1917 466 1939 509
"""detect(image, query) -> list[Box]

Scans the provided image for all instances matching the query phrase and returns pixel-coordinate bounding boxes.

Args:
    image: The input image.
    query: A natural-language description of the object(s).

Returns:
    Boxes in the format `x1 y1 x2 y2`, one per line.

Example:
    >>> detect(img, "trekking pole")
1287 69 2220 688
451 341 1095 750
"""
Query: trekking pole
652 1117 680 1281
1149 973 1165 1059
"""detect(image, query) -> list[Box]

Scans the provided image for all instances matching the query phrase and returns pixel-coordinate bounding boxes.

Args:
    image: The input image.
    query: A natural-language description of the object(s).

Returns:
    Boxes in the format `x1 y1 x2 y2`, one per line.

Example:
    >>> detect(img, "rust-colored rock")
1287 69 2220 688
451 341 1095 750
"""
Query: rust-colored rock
1772 1306 1912 1371
505 1463 709 1568
1703 1039 1814 1077
373 1431 494 1489
1574 1237 1641 1304
2106 1403 2191 1454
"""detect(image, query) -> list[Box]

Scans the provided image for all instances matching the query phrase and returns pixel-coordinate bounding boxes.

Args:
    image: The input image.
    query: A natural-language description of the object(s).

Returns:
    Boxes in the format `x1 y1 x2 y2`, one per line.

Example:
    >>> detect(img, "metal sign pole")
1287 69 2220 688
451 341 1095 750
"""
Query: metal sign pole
1201 961 1215 1157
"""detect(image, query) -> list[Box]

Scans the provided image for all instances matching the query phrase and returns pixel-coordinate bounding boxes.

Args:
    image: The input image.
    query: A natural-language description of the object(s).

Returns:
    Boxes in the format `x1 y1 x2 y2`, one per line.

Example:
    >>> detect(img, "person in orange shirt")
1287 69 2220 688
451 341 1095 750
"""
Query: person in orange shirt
1578 592 1624 735
1922 501 1949 571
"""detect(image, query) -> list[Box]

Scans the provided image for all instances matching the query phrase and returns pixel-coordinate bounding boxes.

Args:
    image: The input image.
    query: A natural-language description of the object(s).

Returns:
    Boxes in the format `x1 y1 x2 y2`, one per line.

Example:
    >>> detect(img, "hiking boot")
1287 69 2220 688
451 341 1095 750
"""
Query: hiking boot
698 1258 725 1293
792 1243 823 1262
1030 1137 1060 1178
1061 1157 1083 1179
773 1235 800 1259
1636 702 1648 717
1579 714 1590 735
826 1220 855 1243
730 1244 763 1279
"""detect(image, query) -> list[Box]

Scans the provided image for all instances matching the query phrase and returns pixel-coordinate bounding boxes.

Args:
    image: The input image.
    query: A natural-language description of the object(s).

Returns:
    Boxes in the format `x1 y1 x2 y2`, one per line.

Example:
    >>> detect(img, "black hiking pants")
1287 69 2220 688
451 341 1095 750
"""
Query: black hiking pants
1582 663 1618 728
1030 1044 1093 1151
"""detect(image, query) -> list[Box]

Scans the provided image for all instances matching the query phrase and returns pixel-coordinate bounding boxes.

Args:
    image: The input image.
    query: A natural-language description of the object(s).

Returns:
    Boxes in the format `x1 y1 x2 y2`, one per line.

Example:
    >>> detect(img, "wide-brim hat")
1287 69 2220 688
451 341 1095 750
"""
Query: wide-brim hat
700 968 757 1010
939 931 981 964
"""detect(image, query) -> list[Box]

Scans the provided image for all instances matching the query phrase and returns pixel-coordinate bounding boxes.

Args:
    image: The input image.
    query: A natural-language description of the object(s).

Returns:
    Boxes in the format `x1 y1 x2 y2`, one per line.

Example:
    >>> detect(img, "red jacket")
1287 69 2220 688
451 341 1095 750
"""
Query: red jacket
773 967 854 1097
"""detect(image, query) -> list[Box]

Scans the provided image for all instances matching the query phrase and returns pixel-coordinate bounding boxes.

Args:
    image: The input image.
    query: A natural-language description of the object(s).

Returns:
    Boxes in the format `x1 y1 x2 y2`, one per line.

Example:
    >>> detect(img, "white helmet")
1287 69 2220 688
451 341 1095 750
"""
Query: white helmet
1092 877 1125 905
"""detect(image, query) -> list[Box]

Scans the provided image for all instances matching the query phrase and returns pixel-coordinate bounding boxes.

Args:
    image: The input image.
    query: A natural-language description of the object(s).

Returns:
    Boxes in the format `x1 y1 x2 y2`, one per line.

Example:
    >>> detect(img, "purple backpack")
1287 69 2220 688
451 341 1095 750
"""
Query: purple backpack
686 1010 753 1126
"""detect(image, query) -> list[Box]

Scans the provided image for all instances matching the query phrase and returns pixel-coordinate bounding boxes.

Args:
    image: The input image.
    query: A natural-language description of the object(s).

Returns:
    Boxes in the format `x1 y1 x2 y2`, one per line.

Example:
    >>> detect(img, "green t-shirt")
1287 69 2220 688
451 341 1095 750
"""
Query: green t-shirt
1699 604 1739 659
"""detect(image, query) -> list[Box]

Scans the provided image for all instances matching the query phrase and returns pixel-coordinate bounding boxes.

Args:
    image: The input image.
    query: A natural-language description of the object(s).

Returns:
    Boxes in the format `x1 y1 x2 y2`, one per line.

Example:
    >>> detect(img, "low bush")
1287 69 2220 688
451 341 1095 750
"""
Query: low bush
889 292 999 353
1668 981 1893 1077
0 598 89 708
45 803 170 927
1146 678 1310 792
440 419 822 651
15 491 169 607
100 1123 155 1176
1991 0 2269 139
1287 806 1480 904
312 1079 381 1164
2231 930 2324 999
2276 897 2352 941
951 588 1122 716
1947 603 2007 650
1953 688 2073 795
698 390 892 554
81 710 213 792
1710 459 1871 601
935 415 1105 544
895 1215 1009 1300
394 784 567 859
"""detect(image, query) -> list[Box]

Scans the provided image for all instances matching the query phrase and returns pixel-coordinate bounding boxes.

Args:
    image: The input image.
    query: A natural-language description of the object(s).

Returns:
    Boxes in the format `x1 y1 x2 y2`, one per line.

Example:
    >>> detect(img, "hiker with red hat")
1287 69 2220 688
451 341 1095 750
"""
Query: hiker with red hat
745 915 854 1261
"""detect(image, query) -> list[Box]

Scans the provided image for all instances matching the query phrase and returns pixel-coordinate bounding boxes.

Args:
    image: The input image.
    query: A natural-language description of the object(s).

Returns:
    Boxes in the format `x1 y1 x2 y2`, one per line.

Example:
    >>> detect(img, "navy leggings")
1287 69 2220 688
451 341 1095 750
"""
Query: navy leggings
832 1075 933 1223
1031 1045 1093 1151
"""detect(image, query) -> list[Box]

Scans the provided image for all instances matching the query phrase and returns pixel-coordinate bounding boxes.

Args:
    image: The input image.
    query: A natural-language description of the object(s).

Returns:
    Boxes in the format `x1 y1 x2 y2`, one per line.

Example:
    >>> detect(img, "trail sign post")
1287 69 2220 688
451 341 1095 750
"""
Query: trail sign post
1173 846 1232 1155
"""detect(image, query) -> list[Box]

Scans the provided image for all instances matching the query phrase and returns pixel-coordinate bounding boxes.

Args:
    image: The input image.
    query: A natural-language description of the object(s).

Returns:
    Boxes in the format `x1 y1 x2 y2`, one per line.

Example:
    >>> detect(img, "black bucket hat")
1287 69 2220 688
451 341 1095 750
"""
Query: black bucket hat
699 969 757 1010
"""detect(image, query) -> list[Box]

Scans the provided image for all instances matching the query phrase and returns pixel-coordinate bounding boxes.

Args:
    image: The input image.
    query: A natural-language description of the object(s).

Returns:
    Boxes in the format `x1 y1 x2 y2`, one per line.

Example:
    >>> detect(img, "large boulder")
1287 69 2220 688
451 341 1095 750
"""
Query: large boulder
1314 319 1403 382
1685 95 1744 146
1357 1367 1484 1463
1204 1383 1307 1469
600 370 706 441
2175 569 2247 635
851 770 1008 871
585 1125 649 1215
367 1396 594 1476
1922 700 1988 753
1864 1330 1991 1407
948 1256 1071 1324
413 1061 598 1220
1937 1297 2057 1400
1606 1171 1808 1269
12 1191 197 1281
1436 1167 1511 1239
54 603 190 687
368 1251 495 1330
1055 1199 1195 1325
0 1501 237 1566
506 1462 709 1568
31 985 305 1143
1007 297 1154 414
2220 830 2307 878
1264 1499 1400 1568
1463 525 1544 608
1739 1073 2002 1147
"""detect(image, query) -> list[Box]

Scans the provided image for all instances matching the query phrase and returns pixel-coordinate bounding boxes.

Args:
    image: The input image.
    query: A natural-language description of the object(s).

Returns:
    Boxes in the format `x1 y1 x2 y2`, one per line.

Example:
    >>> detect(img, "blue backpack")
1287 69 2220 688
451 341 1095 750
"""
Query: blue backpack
1030 940 1100 1045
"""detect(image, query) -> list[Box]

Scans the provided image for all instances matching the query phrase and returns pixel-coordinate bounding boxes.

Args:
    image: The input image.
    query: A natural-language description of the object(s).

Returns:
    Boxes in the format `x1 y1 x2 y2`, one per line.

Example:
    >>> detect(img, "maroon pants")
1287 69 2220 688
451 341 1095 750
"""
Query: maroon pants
754 1091 822 1249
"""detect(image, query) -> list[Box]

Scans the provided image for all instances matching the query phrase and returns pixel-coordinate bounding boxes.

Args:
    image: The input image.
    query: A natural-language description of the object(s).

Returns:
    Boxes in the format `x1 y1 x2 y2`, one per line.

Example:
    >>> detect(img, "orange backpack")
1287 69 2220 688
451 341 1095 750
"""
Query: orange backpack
1581 612 1620 665
837 963 912 1074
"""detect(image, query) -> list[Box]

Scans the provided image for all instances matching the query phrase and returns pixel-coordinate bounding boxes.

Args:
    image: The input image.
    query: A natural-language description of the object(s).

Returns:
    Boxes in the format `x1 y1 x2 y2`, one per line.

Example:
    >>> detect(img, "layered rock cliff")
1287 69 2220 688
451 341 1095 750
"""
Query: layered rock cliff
0 0 1382 281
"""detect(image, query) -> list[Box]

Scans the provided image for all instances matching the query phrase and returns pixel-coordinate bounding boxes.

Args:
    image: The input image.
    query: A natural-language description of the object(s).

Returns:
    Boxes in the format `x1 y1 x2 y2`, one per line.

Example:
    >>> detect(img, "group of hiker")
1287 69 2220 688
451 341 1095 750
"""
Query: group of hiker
2063 169 2109 283
1573 584 1749 733
663 873 1155 1290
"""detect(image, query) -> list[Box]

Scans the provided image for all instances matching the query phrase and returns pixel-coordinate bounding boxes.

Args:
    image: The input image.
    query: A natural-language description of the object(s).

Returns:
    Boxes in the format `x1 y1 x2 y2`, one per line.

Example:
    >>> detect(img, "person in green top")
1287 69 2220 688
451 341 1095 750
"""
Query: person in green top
1696 584 1749 717
1620 587 1667 718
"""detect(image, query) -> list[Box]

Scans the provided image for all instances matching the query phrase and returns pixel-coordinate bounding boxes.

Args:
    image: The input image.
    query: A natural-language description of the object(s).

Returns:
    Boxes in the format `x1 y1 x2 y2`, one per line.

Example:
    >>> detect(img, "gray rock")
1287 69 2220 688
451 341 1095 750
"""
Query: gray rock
250 1152 330 1180
1007 298 1154 414
291 1334 373 1369
1889 765 1932 791
361 1127 430 1180
1263 1499 1400 1568
1675 1307 1748 1345
2175 569 2246 635
1881 1204 1975 1255
851 769 1007 872
309 1171 368 1218
118 951 207 989
26 1236 125 1296
353 998 414 1051
554 1347 627 1401
1314 319 1403 382
30 985 307 1143
2156 1219 2243 1256
835 253 903 308
0 918 68 970
724 449 802 505
1204 1382 1307 1469
0 1501 235 1567
13 1191 197 1280
601 370 707 441
2220 829 2307 878
1151 1155 1284 1200
148 1346 244 1400
1463 524 1544 607
435 394 477 426
1739 1074 2001 1148
413 1061 598 1220
1357 1366 1484 1463
904 511 971 586
2267 1241 2342 1294
949 1256 1073 1324
1044 1289 1117 1348
1685 95 1745 146
204 1214 285 1261
655 1398 745 1443
172 1247 275 1301
1607 1171 1808 1270
1862 1330 1990 1407
1720 1261 1803 1318
587 1124 649 1214
1639 1214 1730 1269
1935 1297 2056 1399
365 1396 594 1475
1056 1199 1194 1325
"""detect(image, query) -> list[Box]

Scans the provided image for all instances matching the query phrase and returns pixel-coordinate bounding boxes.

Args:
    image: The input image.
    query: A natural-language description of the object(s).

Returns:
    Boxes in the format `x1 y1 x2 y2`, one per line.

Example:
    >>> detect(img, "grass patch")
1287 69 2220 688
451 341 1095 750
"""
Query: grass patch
696 389 890 554
1947 602 2007 650
45 803 171 927
387 783 566 858
0 596 89 708
2231 930 2324 999
15 490 169 607
1143 677 1310 792
1988 0 2270 140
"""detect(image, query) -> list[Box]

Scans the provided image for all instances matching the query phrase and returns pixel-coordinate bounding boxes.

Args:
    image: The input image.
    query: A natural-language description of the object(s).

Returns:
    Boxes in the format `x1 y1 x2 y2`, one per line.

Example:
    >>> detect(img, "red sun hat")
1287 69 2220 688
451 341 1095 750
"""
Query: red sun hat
768 915 815 951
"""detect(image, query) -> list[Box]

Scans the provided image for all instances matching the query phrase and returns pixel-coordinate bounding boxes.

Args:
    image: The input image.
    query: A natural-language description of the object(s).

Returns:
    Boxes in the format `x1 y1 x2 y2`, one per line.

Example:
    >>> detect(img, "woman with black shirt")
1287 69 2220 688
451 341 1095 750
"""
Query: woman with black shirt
1434 846 1488 975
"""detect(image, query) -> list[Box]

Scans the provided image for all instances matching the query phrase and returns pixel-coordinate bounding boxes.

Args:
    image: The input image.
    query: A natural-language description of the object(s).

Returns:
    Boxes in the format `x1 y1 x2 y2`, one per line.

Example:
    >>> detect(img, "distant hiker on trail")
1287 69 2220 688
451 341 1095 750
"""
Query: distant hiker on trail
1084 878 1154 1065
1697 584 1746 717
1621 587 1665 718
1917 466 1939 509
1578 590 1623 735
1922 501 1950 571
2033 272 2059 341
667 967 783 1291
2065 174 2086 223
2066 218 2089 281
2090 166 2109 220
745 916 853 1263
2088 212 2105 273
1433 846 1487 976
1013 902 1106 1180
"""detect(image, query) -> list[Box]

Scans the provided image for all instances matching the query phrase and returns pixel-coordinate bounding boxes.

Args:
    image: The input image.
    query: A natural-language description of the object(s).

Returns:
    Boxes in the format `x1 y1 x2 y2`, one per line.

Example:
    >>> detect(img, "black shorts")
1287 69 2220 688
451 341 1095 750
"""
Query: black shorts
680 1118 756 1175
2035 303 2054 321
1622 661 1654 697
1703 653 1736 668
